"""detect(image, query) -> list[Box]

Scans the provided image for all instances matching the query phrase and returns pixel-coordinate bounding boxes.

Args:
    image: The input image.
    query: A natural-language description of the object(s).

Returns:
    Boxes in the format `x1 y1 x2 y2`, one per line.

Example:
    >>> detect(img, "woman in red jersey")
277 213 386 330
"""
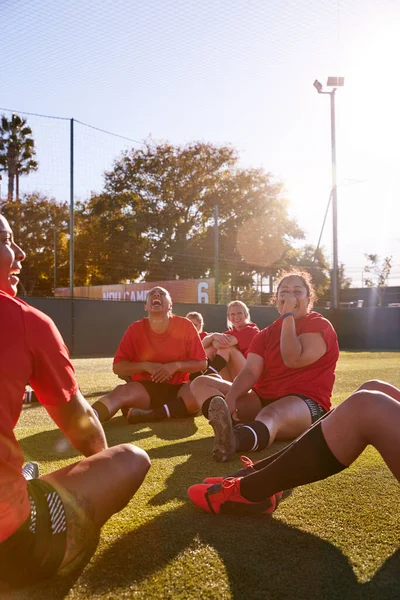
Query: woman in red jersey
201 301 260 381
0 215 150 588
93 287 207 424
191 270 339 462
188 379 400 515
186 311 207 340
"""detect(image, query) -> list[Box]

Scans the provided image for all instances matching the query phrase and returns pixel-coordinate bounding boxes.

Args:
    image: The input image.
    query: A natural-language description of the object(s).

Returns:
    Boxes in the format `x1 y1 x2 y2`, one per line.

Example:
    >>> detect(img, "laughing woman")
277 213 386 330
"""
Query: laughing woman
191 270 339 462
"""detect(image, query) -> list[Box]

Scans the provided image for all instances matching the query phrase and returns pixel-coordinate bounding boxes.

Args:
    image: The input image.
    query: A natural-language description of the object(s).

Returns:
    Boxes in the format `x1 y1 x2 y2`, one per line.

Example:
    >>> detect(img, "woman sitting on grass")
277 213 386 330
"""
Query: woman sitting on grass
187 379 400 515
201 301 260 381
92 287 207 425
0 214 150 589
191 270 339 462
186 311 207 340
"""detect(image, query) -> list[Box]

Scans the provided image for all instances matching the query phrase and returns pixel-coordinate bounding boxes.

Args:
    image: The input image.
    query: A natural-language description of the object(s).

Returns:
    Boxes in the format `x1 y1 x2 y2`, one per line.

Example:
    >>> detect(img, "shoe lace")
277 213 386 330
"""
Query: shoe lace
221 477 241 495
221 477 235 489
240 455 255 469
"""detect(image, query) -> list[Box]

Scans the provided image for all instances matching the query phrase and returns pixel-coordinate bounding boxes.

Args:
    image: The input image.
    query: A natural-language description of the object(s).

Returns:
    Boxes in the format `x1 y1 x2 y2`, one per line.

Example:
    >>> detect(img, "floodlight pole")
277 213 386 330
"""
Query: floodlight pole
330 88 339 309
214 204 219 304
69 118 75 354
314 78 343 308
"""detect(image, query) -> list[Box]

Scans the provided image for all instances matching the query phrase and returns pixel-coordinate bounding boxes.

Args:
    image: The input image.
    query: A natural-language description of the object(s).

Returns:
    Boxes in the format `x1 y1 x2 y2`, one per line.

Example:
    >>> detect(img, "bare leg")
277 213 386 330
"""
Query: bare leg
254 395 312 447
95 382 151 419
191 375 261 421
357 379 400 402
322 390 400 479
190 375 233 410
216 347 246 381
43 443 151 568
178 382 203 414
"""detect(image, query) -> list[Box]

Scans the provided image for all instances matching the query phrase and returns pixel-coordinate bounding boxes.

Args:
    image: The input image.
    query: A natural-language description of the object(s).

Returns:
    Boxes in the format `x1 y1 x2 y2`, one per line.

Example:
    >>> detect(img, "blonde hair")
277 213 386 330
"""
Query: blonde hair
226 301 250 329
186 311 204 333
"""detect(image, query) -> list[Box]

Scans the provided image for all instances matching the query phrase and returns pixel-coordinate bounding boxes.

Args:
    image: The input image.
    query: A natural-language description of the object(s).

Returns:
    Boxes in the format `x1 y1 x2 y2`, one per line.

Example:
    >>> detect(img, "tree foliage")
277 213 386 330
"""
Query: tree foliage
280 244 331 299
3 193 69 296
75 140 304 289
0 114 38 202
364 254 392 306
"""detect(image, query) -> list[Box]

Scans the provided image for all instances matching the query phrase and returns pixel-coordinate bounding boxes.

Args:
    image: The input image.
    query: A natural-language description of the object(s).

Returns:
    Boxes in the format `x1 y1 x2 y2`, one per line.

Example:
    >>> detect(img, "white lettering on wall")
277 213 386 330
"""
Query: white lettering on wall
198 282 209 304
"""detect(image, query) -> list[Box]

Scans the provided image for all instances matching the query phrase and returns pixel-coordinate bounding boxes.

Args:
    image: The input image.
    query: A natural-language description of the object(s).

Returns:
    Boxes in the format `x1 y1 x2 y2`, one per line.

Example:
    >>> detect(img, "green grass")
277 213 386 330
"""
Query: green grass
9 352 400 600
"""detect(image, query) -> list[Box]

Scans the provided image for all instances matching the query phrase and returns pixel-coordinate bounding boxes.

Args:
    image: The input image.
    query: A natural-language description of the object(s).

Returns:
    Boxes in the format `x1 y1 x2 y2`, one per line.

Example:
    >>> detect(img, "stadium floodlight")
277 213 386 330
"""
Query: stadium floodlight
313 76 345 309
313 79 323 93
327 76 344 87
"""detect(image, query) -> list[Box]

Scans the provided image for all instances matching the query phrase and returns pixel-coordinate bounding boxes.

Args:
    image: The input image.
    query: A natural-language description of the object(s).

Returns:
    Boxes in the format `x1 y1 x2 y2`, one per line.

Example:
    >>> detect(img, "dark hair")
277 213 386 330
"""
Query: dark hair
272 269 317 309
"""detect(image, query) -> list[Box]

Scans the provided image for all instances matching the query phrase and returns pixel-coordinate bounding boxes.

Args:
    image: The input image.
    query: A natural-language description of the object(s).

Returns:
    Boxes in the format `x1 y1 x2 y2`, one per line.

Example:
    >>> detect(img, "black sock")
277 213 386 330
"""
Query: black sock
234 421 270 452
204 354 227 375
201 396 218 419
189 371 203 381
152 396 191 420
240 421 347 502
92 400 110 422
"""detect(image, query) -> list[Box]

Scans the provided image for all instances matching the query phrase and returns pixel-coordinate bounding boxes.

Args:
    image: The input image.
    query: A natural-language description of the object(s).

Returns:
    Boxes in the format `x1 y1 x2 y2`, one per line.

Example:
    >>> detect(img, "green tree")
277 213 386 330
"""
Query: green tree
282 244 331 299
338 263 352 290
0 114 38 203
74 193 148 286
88 140 303 289
3 193 69 296
363 254 392 307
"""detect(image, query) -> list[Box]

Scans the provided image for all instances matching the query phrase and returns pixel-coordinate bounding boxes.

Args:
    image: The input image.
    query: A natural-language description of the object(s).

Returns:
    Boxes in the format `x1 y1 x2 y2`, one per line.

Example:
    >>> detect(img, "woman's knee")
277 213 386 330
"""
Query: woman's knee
357 379 385 392
343 389 387 414
191 375 213 395
112 443 151 482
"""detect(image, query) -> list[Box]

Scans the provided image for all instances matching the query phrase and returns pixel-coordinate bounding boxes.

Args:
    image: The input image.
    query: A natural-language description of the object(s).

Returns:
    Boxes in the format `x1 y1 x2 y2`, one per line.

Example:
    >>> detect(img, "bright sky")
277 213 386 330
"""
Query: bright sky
2 0 400 286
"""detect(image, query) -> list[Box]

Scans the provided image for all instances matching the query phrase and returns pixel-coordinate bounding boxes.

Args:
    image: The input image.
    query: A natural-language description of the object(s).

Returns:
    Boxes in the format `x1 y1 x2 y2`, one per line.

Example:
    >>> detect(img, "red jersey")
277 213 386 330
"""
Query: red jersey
224 322 260 357
0 292 78 542
114 315 207 385
199 331 208 340
248 312 339 411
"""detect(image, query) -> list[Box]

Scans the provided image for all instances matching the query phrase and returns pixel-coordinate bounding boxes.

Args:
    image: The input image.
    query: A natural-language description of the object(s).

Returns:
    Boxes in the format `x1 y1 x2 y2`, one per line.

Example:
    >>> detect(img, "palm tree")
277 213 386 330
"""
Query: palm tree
0 114 38 203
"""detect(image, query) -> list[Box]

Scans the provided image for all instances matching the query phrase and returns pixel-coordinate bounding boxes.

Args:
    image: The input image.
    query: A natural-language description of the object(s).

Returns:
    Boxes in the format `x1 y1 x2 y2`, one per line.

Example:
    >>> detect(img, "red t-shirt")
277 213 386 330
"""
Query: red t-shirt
224 322 260 357
114 315 207 385
199 331 208 340
248 312 339 411
0 292 78 542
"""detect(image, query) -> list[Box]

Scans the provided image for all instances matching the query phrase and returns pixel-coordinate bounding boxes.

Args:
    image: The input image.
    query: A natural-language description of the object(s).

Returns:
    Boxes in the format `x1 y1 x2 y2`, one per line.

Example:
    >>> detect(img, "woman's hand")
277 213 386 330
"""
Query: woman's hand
212 333 237 349
278 293 297 315
151 362 178 383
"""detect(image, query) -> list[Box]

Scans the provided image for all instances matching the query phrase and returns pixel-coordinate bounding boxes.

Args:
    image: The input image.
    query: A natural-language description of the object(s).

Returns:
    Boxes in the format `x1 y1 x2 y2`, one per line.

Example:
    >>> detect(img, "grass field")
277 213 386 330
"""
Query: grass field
9 352 400 600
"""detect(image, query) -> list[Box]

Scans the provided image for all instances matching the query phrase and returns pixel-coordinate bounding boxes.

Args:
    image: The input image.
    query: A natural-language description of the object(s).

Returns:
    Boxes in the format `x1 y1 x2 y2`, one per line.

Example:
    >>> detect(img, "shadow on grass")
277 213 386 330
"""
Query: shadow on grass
0 536 99 600
19 416 200 463
11 429 400 599
73 504 400 600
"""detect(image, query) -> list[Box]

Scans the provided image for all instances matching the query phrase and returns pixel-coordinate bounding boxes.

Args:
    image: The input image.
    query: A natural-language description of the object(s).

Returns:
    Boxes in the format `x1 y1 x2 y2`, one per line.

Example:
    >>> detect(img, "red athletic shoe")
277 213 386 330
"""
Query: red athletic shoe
187 477 281 515
203 456 258 484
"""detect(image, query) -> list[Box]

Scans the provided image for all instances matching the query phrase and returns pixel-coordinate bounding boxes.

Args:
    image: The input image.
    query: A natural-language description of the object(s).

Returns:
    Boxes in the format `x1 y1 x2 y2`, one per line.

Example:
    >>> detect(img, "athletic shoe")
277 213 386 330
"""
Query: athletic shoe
187 477 281 515
21 461 40 480
208 396 236 462
203 455 258 484
126 407 157 424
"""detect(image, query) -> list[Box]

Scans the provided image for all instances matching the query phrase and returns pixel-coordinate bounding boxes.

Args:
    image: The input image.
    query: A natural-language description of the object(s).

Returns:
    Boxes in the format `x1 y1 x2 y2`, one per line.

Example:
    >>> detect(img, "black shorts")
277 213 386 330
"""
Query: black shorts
136 381 184 409
256 392 327 424
0 479 67 587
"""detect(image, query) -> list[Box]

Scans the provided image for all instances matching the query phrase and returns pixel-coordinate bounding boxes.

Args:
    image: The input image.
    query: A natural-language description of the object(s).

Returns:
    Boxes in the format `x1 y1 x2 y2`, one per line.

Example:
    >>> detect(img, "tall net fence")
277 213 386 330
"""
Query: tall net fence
2 0 400 305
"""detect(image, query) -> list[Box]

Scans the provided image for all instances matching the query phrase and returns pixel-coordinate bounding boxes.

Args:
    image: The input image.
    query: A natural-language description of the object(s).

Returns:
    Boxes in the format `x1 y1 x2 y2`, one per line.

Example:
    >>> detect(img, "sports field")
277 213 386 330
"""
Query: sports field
10 352 400 600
